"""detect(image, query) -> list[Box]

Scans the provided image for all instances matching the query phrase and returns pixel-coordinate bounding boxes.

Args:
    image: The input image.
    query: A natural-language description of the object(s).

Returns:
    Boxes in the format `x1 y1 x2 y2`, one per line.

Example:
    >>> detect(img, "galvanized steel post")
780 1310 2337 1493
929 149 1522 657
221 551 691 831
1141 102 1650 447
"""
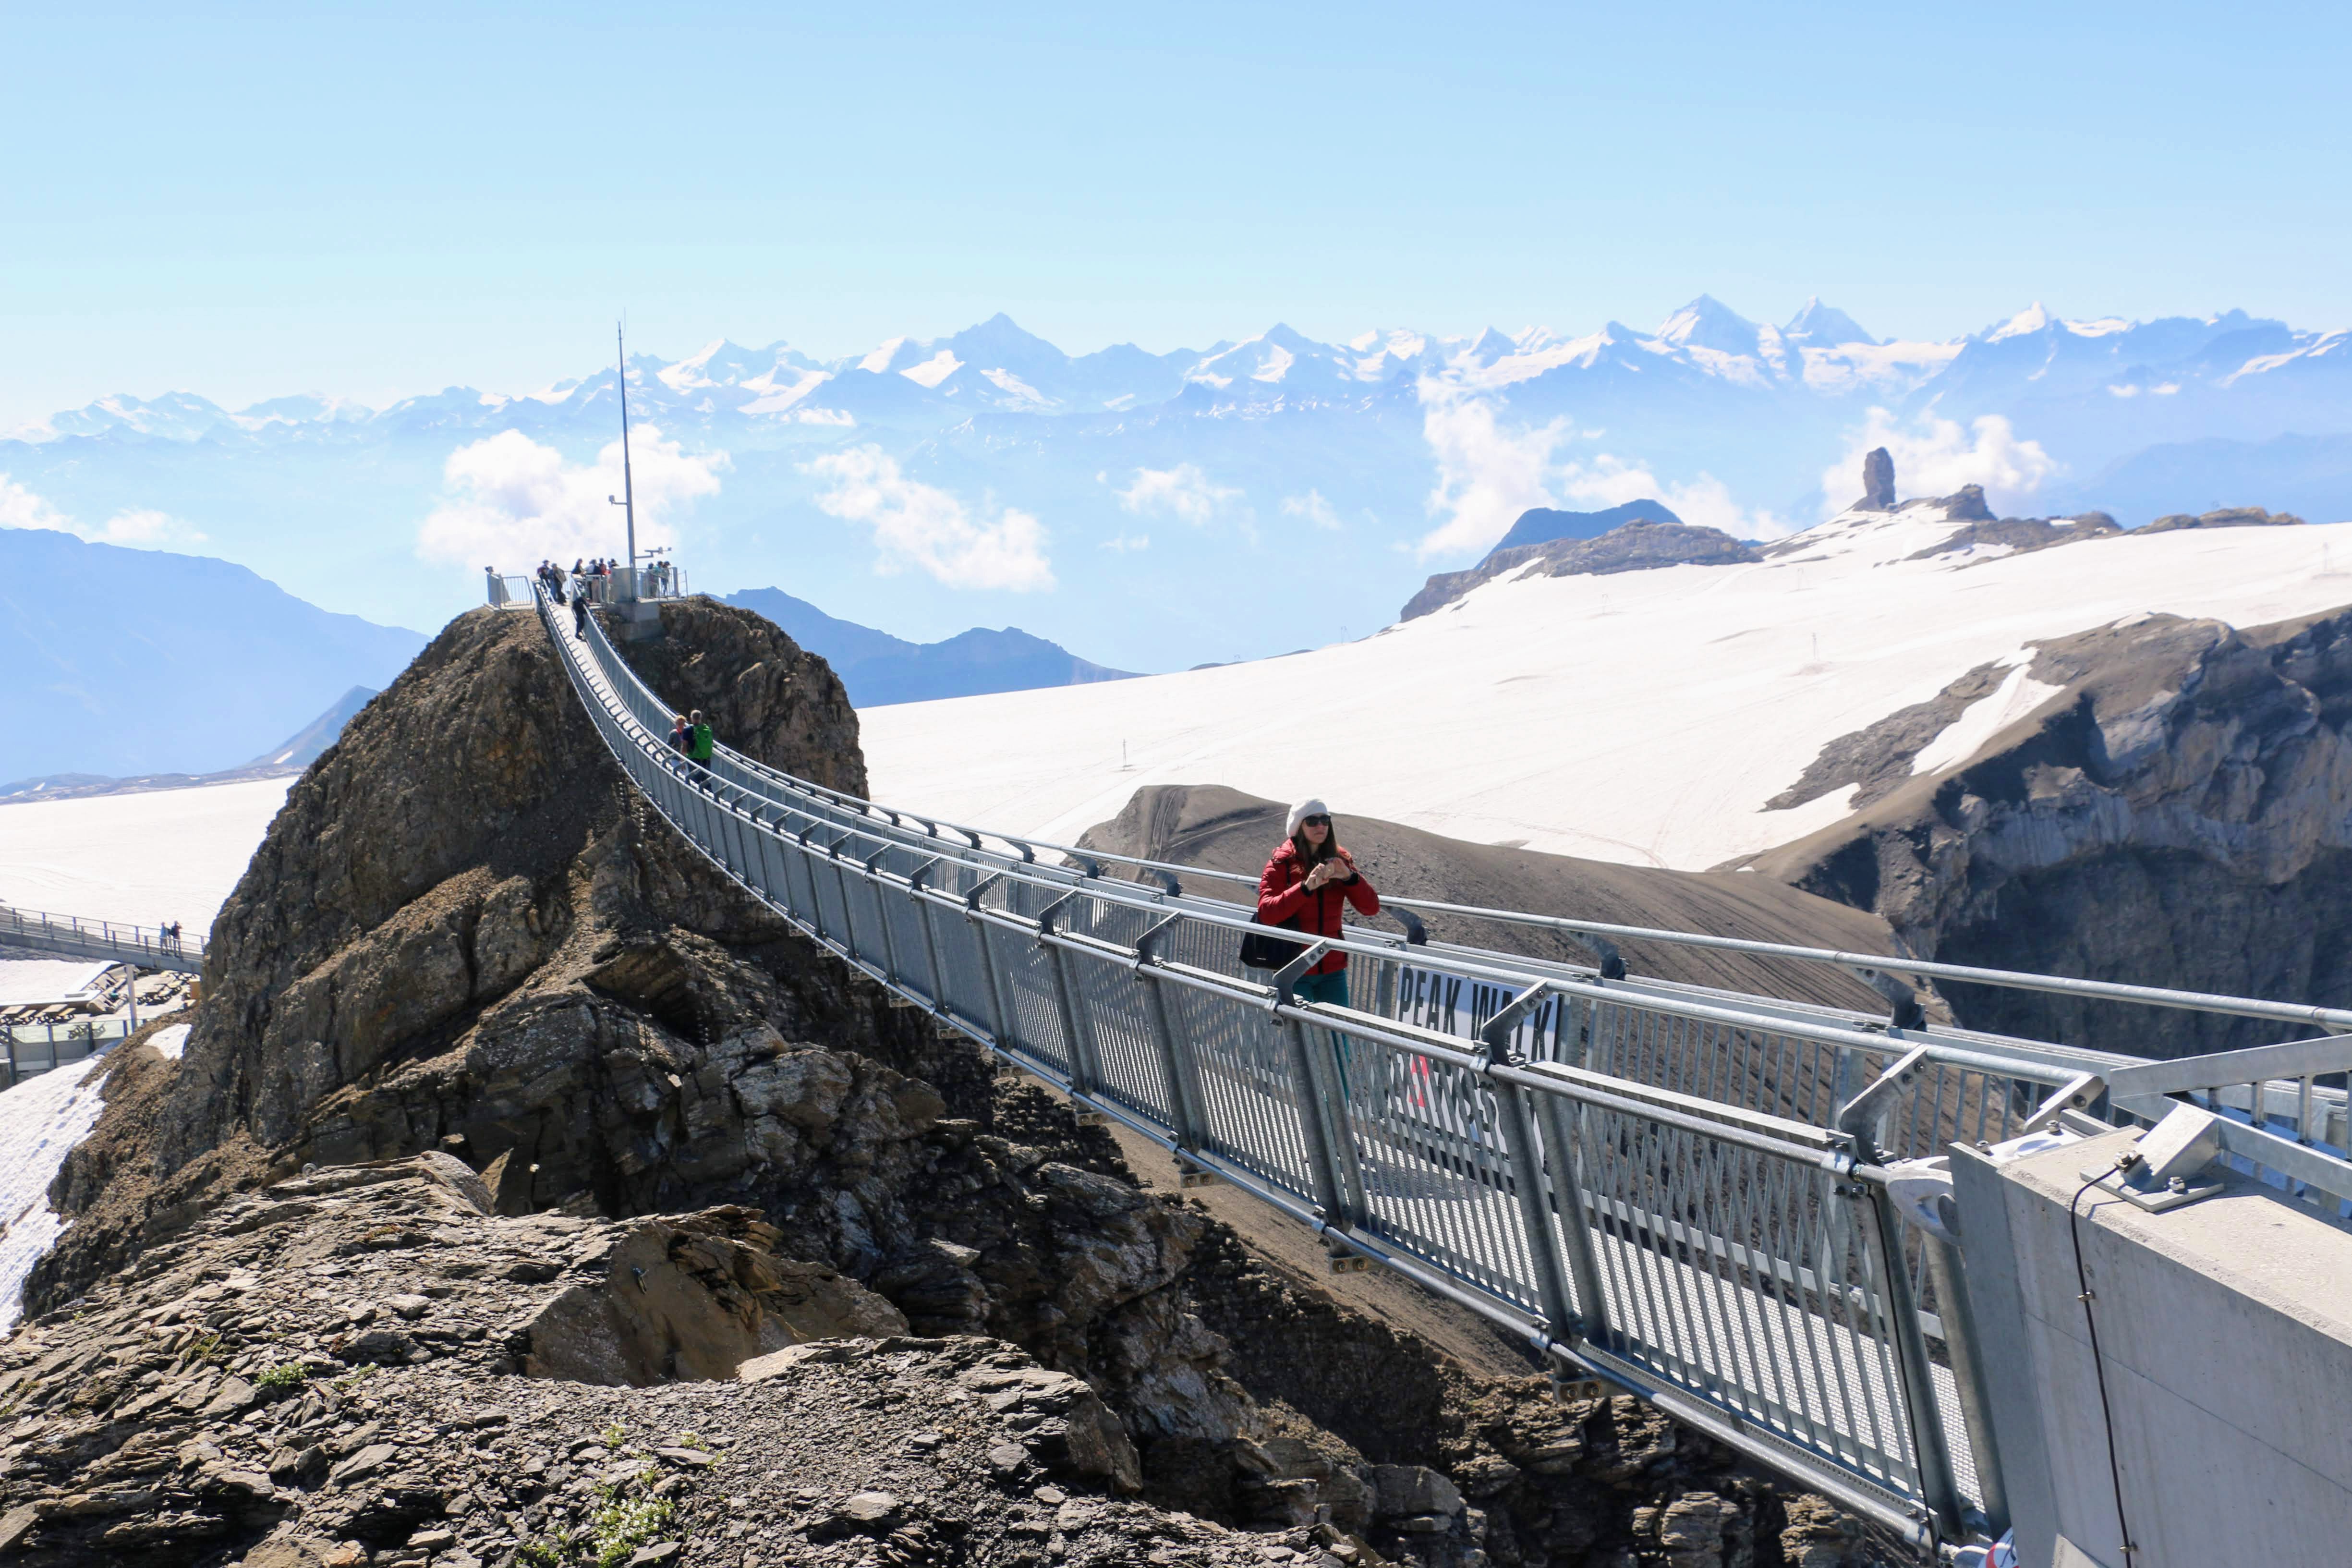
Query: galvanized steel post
1483 984 1578 1343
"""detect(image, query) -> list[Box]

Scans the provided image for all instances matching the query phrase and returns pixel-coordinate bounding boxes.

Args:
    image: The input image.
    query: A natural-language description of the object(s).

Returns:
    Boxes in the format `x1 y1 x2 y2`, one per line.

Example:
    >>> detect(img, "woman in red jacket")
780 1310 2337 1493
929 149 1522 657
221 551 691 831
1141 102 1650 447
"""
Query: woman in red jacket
1257 797 1380 1008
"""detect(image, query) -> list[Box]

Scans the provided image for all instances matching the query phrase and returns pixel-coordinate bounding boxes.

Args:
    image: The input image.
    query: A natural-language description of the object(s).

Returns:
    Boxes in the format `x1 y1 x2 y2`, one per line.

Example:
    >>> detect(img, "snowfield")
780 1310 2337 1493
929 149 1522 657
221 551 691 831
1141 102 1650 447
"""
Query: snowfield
0 1044 120 1336
0 776 290 931
860 508 2352 869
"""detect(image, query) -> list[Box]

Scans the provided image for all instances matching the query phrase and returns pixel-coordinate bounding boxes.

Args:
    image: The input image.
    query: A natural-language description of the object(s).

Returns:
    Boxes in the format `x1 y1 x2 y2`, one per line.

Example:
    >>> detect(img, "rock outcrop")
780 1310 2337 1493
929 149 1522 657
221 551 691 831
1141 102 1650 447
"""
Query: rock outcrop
1400 522 1760 622
1855 447 1895 511
0 1154 1293 1567
1904 510 2122 561
1748 607 2352 1056
32 599 1253 1480
2142 505 2306 534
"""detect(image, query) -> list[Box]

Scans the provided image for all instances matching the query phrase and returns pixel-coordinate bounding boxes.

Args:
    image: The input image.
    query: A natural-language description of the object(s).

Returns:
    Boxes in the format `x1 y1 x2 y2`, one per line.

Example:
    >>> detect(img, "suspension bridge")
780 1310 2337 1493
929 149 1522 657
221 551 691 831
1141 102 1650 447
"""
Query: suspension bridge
16 579 2350 1559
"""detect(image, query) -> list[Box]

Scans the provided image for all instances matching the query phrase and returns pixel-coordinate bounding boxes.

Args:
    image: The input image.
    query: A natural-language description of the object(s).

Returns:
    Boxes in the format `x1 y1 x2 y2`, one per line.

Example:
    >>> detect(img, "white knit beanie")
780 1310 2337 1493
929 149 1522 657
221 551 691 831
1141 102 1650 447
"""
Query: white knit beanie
1285 798 1331 839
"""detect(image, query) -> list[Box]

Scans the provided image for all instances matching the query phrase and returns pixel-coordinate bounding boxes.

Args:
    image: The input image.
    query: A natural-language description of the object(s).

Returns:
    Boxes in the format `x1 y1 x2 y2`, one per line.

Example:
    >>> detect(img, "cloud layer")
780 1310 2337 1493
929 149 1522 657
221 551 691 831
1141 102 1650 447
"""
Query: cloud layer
416 427 726 567
1416 385 1783 554
0 472 205 546
1117 464 1240 526
1821 408 2058 516
804 446 1054 592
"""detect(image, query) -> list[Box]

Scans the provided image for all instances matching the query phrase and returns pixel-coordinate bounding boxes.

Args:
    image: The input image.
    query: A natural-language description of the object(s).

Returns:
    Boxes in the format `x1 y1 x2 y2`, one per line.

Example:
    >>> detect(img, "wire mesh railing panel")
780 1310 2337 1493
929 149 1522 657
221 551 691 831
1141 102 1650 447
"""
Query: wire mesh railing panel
983 921 1074 1077
1169 985 1317 1201
1333 1034 1546 1313
1569 1102 1919 1495
879 881 937 1004
924 901 999 1035
1060 945 1176 1123
809 848 853 946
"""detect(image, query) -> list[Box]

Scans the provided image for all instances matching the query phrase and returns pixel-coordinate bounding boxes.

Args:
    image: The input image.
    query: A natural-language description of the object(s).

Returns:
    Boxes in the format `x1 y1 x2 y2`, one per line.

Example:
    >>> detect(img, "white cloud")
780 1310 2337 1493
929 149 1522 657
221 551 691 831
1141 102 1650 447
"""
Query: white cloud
1281 490 1343 530
1099 533 1150 553
1415 385 1574 557
0 473 205 546
1552 457 1788 542
802 445 1054 592
0 474 71 533
1821 408 2059 517
1117 464 1239 525
1416 384 1787 554
415 426 726 568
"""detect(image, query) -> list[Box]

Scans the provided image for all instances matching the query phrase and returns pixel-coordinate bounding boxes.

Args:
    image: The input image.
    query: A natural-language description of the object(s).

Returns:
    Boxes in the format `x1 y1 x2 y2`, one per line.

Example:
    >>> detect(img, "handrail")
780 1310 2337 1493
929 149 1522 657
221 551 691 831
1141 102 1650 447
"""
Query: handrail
538 583 2352 1038
538 585 2024 1547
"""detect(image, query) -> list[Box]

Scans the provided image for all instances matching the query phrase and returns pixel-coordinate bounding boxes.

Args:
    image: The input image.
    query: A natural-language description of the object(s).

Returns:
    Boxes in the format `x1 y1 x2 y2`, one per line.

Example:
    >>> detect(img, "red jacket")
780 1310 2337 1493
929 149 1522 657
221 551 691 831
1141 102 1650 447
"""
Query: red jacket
1257 839 1379 974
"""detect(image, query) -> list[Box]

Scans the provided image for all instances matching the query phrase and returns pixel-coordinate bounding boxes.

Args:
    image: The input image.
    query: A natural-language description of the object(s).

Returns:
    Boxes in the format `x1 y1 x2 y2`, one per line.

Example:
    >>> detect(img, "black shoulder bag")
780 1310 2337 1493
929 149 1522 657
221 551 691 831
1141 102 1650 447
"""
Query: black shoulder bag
1240 873 1315 971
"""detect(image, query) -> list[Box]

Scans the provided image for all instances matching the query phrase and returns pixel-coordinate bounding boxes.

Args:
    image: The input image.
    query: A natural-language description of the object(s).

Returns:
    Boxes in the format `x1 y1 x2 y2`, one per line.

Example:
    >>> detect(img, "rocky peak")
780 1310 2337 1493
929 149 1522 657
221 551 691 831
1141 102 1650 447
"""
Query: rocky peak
2142 505 2306 533
1856 447 1895 511
1401 521 1760 621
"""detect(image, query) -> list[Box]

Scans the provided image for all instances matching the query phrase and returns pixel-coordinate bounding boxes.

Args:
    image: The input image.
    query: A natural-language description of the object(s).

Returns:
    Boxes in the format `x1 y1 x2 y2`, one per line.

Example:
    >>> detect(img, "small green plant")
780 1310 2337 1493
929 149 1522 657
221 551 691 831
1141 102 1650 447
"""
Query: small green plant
255 1362 306 1390
671 1431 709 1452
516 1541 569 1568
598 1420 628 1448
588 1484 677 1568
329 1364 376 1393
187 1331 226 1364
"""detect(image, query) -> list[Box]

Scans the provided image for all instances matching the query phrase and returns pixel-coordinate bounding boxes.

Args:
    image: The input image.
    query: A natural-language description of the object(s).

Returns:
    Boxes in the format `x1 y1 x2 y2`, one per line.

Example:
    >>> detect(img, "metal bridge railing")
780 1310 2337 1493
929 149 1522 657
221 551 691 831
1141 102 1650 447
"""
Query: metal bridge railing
0 905 204 975
533 585 2013 1549
531 584 2352 1555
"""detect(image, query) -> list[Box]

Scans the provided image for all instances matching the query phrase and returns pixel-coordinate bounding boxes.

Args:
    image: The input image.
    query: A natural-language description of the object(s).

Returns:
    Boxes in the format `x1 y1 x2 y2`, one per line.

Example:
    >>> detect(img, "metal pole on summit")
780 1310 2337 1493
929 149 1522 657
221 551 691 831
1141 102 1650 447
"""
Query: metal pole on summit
609 322 639 601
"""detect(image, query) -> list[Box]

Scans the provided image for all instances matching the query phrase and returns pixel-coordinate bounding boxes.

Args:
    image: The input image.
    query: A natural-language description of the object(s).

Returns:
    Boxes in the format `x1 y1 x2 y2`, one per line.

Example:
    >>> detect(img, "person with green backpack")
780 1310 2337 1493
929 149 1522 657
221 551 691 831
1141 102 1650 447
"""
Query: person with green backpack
687 709 715 765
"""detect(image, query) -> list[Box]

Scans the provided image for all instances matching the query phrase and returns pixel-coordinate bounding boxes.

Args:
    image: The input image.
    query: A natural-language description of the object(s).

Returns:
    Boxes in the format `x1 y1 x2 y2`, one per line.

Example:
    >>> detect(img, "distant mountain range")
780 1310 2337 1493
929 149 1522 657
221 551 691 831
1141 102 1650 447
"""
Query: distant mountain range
1 685 377 803
6 298 2345 671
722 588 1135 707
0 528 422 778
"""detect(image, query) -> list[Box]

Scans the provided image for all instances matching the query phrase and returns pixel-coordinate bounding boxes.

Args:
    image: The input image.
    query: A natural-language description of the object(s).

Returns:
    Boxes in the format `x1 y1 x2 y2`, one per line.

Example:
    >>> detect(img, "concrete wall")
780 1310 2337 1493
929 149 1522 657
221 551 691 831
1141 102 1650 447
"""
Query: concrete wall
1952 1128 2352 1568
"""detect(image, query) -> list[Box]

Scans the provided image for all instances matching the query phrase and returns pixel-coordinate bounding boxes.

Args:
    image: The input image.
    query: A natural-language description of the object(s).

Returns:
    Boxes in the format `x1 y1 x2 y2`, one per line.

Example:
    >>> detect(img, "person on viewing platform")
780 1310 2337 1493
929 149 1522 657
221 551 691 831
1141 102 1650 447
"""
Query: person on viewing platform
668 714 692 754
687 710 715 764
1256 798 1378 1009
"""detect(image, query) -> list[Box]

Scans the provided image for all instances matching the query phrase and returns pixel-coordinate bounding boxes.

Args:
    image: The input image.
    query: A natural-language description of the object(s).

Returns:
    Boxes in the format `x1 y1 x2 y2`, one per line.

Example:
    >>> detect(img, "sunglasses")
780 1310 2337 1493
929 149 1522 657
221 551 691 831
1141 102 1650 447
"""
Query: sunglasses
1300 814 1331 827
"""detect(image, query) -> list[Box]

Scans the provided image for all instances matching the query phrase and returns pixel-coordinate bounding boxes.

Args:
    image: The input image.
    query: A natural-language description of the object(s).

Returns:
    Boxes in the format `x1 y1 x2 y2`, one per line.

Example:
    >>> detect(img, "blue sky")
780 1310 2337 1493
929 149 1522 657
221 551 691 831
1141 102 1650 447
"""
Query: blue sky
4 0 2347 424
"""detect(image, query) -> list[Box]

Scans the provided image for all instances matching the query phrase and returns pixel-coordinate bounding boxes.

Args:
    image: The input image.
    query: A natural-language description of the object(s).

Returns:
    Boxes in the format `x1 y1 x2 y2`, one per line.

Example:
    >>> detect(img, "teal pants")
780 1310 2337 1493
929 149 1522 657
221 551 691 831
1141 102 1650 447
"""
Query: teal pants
1294 968 1355 1093
1293 969 1350 1008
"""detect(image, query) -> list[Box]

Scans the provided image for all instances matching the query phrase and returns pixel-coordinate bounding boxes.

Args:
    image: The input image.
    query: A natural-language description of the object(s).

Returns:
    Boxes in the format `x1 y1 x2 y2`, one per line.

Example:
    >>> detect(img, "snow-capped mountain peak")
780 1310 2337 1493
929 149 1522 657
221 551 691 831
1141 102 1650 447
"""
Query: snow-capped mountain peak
1987 303 2053 342
1782 298 1877 347
1655 294 1765 357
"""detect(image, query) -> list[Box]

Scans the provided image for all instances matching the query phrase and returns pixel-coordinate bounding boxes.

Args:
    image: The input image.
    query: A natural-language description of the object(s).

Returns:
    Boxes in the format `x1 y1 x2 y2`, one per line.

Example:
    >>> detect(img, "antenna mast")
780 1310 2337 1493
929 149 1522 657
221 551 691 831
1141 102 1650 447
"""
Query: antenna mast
610 322 639 600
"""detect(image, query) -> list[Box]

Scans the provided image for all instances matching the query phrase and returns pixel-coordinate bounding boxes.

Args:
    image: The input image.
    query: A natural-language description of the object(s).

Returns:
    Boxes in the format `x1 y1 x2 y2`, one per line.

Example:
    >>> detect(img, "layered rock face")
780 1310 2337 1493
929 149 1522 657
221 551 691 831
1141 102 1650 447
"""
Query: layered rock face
0 1154 1287 1568
1752 608 2352 1056
35 601 1246 1466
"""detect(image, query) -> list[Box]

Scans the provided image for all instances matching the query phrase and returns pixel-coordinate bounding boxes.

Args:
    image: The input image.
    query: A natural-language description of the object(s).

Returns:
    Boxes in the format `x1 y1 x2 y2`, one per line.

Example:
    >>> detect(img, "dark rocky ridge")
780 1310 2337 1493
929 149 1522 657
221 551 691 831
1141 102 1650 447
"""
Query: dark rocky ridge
1745 607 2352 1057
19 597 1887 1566
2141 505 2305 534
1401 523 1761 623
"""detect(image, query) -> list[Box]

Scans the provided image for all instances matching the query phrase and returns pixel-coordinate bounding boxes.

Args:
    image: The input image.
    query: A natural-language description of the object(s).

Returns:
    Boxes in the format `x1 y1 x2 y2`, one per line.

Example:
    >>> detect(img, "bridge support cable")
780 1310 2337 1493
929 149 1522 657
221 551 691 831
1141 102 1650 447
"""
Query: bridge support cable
535 588 2041 1550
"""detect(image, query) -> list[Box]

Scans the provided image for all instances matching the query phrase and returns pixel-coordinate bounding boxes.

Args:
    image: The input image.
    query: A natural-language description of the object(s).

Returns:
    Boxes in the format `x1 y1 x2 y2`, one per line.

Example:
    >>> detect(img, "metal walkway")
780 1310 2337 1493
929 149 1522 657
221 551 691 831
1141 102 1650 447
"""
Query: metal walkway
516 582 2352 1557
1 905 205 975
